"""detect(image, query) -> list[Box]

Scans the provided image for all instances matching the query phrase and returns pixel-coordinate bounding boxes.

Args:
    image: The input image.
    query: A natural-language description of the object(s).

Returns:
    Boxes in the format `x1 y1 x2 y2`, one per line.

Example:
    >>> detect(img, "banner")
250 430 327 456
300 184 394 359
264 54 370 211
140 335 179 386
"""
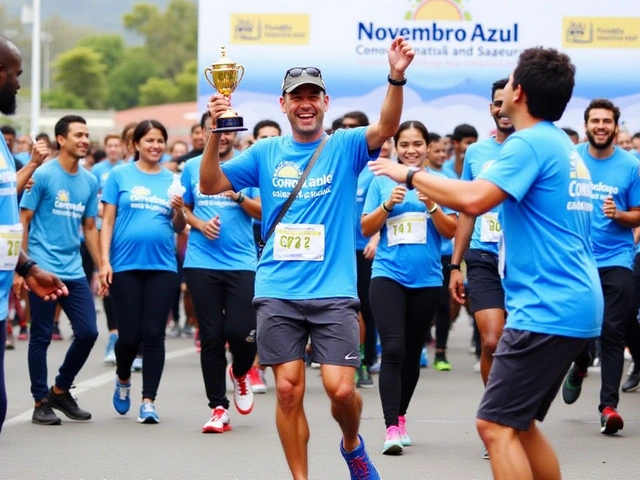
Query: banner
198 0 640 137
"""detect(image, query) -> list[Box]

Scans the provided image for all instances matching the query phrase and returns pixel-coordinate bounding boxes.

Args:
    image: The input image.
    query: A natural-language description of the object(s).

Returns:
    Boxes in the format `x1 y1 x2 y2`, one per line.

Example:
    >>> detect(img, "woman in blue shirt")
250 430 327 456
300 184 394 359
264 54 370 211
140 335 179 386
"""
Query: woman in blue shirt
100 120 186 424
361 121 457 455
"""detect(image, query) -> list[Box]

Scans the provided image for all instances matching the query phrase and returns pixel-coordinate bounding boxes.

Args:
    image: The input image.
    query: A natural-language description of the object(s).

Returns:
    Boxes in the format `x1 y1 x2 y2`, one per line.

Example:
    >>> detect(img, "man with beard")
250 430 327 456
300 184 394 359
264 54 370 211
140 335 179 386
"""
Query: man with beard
448 79 514 458
0 35 68 435
561 99 640 435
19 115 105 425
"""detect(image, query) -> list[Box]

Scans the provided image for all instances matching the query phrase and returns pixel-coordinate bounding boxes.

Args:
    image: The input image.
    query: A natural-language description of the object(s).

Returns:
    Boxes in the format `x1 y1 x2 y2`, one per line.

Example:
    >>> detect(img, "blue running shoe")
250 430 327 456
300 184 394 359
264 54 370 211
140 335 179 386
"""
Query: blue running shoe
340 434 381 480
112 379 131 415
131 356 143 372
420 346 429 368
137 402 159 424
104 333 118 365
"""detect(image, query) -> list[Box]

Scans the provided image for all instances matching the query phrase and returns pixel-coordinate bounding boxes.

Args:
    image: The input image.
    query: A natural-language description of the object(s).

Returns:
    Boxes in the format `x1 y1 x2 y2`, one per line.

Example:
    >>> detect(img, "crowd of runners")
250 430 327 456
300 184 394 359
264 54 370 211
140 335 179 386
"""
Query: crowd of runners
2 33 640 480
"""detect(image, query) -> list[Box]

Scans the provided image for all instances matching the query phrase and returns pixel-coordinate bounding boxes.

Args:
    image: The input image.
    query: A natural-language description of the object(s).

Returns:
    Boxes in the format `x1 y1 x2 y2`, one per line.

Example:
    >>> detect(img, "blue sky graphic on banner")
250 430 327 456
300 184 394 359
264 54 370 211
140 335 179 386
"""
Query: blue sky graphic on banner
198 0 640 137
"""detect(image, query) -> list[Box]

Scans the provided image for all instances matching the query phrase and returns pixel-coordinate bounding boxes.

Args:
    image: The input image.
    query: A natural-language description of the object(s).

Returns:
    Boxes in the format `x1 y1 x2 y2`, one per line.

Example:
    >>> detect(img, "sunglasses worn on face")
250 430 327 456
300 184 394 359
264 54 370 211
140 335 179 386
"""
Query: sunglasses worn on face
284 67 322 80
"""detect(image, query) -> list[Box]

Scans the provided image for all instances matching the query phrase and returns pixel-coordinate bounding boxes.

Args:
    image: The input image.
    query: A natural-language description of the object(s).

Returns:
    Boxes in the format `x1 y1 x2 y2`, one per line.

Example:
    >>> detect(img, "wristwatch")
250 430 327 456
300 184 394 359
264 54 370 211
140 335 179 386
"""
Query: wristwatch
235 192 245 204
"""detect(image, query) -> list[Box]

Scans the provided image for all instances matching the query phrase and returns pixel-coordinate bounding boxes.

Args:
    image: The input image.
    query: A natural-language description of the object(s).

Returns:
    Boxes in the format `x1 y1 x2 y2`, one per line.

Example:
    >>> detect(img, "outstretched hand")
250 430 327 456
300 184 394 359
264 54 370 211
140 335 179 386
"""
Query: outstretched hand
388 37 416 76
368 157 409 184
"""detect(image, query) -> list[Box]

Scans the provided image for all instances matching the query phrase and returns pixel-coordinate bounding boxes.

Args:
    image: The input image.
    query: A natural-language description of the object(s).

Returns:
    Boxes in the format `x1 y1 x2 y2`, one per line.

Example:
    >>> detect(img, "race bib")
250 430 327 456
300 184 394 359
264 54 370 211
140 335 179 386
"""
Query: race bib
386 212 427 247
480 212 501 243
0 223 23 271
274 223 325 261
498 233 506 279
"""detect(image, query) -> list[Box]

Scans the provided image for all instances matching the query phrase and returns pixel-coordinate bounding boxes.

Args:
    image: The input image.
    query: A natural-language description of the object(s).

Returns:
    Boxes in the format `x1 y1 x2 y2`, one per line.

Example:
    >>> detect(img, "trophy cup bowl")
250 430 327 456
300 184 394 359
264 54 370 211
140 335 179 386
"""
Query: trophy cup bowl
204 46 247 132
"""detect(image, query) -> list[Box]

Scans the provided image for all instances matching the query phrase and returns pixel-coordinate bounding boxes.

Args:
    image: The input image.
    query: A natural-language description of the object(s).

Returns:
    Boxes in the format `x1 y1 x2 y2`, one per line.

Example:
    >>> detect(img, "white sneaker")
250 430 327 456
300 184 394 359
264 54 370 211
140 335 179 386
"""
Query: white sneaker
473 361 481 373
228 365 254 415
248 366 268 394
202 406 231 433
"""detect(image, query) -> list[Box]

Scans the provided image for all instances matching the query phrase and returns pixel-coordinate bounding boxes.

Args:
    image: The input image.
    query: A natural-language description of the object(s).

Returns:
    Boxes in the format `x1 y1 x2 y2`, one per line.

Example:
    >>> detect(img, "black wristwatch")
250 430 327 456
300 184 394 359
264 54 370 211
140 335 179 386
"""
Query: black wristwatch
388 75 407 86
406 167 420 190
16 259 37 277
447 263 461 271
235 192 245 204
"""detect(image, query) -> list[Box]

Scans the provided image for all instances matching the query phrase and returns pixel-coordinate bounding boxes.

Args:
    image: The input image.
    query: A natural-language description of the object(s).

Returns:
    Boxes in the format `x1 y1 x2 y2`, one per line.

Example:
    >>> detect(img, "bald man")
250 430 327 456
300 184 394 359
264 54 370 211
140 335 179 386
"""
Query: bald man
0 35 67 434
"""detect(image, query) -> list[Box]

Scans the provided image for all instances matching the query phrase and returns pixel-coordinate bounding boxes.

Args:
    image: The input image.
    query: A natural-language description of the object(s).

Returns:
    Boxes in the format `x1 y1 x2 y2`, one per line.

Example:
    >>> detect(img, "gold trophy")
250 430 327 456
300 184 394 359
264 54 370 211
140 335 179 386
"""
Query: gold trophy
204 46 247 132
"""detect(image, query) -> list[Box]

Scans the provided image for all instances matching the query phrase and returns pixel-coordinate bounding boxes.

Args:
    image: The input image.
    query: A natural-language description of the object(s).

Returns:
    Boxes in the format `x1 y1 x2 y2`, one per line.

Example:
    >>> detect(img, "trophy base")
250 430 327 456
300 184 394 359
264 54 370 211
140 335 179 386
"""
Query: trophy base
212 116 248 133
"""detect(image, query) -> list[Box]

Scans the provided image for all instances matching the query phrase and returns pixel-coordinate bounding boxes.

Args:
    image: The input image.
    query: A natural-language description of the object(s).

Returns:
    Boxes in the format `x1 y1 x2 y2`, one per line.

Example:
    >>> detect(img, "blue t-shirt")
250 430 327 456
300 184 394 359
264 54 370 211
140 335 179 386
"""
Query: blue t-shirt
577 143 640 269
101 163 177 273
182 155 259 271
462 137 504 256
92 160 124 191
479 121 603 338
441 158 460 180
221 127 379 300
355 167 375 251
20 159 99 280
363 171 453 288
435 165 458 256
0 137 19 320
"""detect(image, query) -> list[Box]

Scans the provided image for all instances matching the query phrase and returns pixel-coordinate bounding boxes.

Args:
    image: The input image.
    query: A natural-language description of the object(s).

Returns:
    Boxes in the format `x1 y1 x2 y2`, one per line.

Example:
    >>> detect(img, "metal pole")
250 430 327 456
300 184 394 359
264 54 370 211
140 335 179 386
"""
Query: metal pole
30 0 41 134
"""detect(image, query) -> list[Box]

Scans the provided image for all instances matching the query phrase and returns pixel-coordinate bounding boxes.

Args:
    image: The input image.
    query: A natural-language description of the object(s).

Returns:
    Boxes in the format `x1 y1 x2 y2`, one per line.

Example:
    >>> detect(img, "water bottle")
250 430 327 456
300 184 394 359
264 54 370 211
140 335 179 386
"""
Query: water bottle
167 173 186 198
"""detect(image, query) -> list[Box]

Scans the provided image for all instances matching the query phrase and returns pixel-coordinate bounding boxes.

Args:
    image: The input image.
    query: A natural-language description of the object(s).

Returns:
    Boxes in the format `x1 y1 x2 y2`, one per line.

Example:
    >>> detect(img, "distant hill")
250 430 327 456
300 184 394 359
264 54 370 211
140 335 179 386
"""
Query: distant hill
1 0 175 34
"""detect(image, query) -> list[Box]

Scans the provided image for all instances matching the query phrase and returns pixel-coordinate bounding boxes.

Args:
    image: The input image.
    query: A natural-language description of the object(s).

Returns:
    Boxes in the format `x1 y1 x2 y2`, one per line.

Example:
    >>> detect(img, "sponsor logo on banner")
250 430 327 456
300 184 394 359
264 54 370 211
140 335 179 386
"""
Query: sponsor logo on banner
356 0 522 62
563 17 640 48
231 14 309 45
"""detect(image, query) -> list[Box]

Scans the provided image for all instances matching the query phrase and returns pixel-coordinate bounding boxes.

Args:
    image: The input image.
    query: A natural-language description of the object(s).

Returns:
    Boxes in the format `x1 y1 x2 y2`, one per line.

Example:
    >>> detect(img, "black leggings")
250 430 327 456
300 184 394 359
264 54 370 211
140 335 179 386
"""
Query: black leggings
435 255 452 351
185 268 257 410
356 250 377 366
370 277 441 427
0 320 6 435
110 270 178 401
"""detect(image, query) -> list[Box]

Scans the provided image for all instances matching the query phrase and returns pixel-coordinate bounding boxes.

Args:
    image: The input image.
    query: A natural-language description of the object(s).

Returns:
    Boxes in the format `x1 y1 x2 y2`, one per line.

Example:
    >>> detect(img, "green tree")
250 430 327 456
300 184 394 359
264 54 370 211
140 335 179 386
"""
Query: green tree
42 90 88 109
174 60 197 102
139 77 177 106
124 0 197 79
53 46 107 109
106 47 161 110
78 35 125 72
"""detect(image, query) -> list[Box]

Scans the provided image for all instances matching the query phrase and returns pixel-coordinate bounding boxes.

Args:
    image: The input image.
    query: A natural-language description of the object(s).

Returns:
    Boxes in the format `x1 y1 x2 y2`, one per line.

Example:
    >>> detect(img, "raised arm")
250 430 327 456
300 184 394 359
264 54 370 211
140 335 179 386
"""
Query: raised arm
365 38 416 151
199 95 236 195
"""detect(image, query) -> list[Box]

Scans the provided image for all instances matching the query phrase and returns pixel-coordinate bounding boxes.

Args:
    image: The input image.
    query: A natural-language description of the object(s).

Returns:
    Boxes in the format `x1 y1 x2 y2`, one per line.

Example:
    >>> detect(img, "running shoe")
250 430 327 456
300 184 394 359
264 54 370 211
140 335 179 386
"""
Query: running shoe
434 354 452 371
32 398 61 426
113 378 131 415
398 415 411 446
48 387 91 421
137 402 159 424
340 434 381 479
482 446 490 460
182 324 195 337
562 363 586 404
622 370 640 393
51 323 63 341
600 406 624 435
18 326 28 341
382 426 403 455
103 332 118 365
228 364 254 414
356 364 374 389
131 356 143 372
420 347 429 368
247 366 267 394
166 323 181 338
5 332 15 350
202 406 232 433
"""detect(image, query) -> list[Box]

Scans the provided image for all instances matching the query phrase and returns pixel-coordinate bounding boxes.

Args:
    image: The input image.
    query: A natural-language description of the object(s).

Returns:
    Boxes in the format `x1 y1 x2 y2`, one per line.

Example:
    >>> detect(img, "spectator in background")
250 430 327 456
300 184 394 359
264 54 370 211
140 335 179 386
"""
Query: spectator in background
175 118 207 166
562 127 580 145
632 132 640 154
120 122 137 162
254 120 281 140
442 124 478 179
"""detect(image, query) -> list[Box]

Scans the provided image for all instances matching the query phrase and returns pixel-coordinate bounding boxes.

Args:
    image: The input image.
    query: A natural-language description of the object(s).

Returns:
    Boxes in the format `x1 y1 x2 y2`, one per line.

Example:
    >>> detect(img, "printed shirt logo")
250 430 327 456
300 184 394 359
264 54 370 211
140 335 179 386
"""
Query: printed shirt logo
271 161 333 200
480 159 496 173
0 152 7 169
53 189 85 219
406 0 471 21
194 181 237 208
129 185 170 213
567 152 594 212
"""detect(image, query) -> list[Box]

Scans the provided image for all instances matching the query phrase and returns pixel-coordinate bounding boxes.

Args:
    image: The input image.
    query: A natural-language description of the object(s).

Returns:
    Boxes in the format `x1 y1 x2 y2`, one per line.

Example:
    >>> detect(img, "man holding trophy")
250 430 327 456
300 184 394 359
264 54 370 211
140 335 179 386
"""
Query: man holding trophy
200 38 415 480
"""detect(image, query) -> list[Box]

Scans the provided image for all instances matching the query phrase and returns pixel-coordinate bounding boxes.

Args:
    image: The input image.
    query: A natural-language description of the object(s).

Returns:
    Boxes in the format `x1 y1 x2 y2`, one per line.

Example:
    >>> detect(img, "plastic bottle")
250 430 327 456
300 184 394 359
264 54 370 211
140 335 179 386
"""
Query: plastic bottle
167 173 186 198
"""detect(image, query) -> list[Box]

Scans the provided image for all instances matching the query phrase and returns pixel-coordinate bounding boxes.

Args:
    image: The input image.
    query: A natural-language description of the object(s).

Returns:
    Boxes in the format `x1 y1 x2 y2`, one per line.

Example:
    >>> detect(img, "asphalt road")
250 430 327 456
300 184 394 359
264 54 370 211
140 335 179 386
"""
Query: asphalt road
2 308 640 480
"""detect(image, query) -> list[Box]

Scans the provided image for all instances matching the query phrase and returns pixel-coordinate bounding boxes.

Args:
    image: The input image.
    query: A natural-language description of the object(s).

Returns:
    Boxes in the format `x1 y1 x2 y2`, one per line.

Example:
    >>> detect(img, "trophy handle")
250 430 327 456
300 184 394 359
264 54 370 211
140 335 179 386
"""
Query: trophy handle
204 66 216 89
235 65 245 86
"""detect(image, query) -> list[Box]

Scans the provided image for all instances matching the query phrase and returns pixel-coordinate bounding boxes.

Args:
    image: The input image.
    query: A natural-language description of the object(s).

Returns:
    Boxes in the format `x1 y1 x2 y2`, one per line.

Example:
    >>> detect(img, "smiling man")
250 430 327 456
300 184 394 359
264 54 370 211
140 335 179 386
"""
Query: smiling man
20 115 103 426
200 38 415 480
